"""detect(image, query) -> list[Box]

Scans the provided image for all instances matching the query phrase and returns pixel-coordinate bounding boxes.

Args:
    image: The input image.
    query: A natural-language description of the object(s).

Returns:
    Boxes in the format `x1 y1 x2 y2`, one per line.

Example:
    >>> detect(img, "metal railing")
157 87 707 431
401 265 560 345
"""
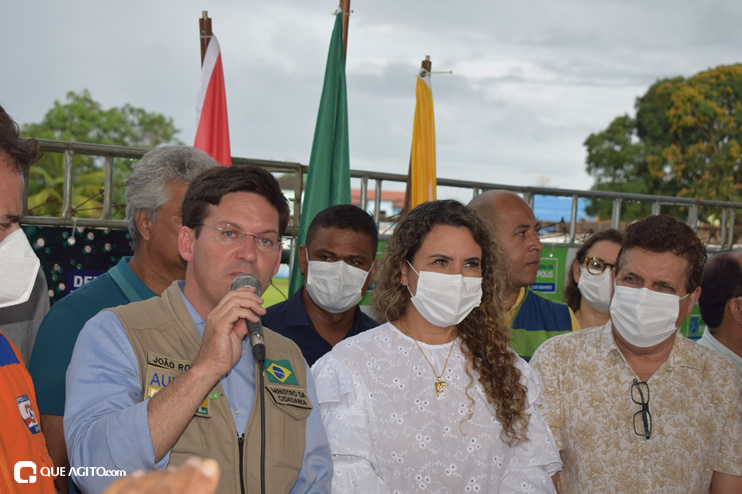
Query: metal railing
25 139 742 250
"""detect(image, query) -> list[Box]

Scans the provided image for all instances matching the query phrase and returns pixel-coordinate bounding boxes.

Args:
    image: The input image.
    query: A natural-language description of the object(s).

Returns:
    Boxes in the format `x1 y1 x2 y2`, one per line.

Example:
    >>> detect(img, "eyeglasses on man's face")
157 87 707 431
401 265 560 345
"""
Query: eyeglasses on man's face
196 223 282 253
583 256 615 276
631 378 652 440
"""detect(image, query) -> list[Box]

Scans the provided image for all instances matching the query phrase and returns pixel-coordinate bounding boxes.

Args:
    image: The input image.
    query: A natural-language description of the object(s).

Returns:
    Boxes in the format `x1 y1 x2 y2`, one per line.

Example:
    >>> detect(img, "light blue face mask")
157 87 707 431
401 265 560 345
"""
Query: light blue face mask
406 261 483 327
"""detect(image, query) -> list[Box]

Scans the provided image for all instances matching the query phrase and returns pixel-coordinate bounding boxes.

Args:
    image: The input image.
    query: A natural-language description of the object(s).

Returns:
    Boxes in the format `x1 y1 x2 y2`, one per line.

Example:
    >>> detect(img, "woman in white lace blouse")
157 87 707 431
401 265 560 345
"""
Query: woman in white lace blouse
312 200 562 493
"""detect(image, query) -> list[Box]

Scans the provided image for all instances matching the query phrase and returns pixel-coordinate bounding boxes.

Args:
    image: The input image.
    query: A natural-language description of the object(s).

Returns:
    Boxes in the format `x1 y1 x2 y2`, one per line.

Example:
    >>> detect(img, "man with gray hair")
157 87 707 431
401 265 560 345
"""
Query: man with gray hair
28 146 218 493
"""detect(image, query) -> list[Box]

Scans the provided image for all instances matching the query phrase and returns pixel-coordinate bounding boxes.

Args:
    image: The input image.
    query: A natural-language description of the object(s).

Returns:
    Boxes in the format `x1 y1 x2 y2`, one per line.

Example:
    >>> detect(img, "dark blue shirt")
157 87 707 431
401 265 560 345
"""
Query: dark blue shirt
263 287 378 366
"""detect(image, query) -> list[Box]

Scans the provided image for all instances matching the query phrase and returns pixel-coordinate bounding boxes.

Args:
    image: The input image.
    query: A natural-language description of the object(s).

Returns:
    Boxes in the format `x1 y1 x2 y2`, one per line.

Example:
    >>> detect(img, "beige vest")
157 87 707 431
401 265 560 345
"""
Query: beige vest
113 282 312 494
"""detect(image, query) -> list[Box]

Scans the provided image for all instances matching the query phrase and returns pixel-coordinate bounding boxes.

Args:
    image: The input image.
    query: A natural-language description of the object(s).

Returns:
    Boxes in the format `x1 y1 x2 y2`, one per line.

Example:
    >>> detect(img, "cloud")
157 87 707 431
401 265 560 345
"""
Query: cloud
2 0 740 196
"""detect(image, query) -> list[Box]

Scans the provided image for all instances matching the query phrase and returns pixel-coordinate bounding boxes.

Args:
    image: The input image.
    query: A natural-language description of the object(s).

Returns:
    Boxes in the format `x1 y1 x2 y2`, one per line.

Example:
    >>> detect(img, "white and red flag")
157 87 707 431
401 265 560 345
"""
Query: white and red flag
194 34 231 166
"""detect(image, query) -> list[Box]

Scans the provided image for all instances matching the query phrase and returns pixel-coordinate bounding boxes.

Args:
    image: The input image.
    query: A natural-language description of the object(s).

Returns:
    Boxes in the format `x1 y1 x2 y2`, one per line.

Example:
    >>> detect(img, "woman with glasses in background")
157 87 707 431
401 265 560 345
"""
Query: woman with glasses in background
563 229 623 329
312 200 561 493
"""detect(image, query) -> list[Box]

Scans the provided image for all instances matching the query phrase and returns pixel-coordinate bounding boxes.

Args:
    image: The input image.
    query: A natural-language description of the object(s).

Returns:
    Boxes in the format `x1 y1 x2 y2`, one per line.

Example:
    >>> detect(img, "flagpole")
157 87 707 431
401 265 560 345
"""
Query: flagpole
420 55 432 75
403 56 433 217
199 11 213 65
340 0 351 57
194 11 232 166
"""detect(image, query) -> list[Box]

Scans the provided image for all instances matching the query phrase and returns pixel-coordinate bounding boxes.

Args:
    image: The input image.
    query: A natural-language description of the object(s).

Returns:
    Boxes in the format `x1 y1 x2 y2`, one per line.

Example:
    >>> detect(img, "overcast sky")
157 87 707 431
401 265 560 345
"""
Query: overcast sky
3 0 741 199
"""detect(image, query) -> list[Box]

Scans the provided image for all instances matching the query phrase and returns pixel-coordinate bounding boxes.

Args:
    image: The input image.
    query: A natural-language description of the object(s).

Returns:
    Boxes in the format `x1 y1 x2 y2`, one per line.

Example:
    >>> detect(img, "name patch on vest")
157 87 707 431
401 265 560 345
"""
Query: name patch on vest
145 352 210 417
147 352 193 372
265 385 312 409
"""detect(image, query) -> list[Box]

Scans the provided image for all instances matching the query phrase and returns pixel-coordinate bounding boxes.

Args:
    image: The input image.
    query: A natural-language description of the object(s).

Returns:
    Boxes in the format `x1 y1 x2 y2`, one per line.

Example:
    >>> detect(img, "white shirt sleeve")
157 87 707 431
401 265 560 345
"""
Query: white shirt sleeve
499 359 561 492
312 352 392 494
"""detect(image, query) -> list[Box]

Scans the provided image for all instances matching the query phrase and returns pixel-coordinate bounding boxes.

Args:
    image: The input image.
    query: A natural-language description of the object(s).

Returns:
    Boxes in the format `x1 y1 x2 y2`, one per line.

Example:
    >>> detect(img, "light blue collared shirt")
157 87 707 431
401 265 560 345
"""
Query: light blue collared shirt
64 283 332 493
698 329 742 371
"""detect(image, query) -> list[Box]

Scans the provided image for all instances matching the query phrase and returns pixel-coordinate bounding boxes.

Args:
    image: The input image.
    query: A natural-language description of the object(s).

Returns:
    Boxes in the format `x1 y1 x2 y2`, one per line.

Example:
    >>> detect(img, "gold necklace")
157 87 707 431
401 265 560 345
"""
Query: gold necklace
402 318 457 396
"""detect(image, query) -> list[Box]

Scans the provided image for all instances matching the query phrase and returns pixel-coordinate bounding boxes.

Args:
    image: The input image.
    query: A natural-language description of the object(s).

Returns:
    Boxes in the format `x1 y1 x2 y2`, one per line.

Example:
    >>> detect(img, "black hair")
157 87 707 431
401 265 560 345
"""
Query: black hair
306 204 378 257
0 105 40 172
615 215 706 293
182 165 290 235
699 251 742 329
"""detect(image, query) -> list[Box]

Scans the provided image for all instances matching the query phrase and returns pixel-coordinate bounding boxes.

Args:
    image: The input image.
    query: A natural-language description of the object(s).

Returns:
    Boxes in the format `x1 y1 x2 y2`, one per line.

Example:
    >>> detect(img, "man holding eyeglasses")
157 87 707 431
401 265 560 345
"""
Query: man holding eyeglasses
531 215 742 493
64 166 332 492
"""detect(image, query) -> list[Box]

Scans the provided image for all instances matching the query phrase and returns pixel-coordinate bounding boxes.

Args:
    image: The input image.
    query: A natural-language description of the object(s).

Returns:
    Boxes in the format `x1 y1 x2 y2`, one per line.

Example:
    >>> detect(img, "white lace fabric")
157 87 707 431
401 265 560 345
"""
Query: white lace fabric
312 322 562 493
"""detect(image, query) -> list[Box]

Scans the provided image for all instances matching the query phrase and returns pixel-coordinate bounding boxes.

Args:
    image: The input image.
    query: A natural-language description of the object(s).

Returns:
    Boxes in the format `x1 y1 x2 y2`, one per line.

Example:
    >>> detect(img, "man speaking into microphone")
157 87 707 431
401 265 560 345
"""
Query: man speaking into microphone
64 166 332 493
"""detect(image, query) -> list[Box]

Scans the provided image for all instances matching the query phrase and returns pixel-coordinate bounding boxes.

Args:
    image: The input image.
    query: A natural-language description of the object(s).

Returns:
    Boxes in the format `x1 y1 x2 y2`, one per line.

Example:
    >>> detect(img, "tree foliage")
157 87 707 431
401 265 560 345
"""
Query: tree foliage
584 65 742 221
22 90 182 218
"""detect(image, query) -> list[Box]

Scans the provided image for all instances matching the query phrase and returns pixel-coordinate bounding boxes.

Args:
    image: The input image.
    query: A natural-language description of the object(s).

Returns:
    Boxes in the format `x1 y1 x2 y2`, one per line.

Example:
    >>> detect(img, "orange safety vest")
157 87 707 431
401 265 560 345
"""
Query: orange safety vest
0 331 55 493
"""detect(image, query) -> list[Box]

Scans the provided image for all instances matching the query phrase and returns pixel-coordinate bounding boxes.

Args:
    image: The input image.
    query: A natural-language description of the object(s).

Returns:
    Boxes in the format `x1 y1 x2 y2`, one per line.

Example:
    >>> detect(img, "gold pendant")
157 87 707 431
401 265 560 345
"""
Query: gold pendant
434 380 447 395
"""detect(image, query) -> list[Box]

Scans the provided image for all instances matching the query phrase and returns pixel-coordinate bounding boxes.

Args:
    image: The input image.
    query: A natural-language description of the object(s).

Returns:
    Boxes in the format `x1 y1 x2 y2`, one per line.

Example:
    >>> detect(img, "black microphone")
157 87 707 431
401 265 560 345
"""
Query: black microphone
231 273 266 364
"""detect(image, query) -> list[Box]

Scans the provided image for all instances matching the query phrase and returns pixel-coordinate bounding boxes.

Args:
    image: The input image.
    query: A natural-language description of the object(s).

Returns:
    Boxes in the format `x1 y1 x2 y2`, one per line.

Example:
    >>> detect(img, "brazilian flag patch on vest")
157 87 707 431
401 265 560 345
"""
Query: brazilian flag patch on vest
264 359 298 385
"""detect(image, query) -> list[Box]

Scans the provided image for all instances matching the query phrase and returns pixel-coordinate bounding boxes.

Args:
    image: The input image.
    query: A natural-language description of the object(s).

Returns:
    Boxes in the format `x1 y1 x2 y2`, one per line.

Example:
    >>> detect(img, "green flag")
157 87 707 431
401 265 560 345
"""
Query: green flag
288 13 351 295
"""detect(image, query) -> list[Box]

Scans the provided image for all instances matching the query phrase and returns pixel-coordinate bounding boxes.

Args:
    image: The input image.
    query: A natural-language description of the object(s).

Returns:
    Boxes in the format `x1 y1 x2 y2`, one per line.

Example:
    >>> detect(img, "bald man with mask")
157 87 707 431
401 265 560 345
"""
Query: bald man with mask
469 190 578 360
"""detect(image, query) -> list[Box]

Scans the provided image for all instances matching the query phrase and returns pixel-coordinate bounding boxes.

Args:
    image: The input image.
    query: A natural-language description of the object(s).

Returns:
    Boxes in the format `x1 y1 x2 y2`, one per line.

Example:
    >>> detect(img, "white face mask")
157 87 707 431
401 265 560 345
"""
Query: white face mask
305 251 371 313
610 285 689 348
577 265 613 312
406 261 483 327
0 228 41 308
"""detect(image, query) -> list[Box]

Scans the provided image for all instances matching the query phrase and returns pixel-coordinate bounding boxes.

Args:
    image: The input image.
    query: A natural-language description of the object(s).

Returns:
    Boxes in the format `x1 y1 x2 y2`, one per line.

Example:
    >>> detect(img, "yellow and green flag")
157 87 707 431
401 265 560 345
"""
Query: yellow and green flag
289 13 351 295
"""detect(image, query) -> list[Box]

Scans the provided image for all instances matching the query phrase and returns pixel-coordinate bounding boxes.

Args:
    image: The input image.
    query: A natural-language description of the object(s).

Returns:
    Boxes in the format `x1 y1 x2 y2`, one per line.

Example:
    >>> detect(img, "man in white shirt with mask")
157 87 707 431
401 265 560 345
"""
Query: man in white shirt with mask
263 204 378 366
531 214 742 493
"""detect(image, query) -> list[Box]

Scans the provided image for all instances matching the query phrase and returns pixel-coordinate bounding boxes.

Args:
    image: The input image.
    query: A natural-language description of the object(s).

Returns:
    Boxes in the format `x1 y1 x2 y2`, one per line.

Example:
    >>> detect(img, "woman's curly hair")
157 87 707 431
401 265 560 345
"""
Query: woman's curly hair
375 200 529 445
